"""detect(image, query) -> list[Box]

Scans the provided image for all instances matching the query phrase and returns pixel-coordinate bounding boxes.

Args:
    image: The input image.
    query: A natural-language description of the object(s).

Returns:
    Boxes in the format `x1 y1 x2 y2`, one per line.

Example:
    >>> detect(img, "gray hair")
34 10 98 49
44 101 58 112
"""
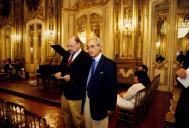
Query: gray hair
88 36 103 50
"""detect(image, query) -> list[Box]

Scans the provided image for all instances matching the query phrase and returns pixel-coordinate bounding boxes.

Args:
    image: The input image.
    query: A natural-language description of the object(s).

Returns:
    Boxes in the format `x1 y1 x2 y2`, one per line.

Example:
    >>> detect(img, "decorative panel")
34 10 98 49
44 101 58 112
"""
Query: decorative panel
29 24 34 63
89 13 101 38
76 13 102 44
114 0 143 70
24 0 45 22
76 14 87 43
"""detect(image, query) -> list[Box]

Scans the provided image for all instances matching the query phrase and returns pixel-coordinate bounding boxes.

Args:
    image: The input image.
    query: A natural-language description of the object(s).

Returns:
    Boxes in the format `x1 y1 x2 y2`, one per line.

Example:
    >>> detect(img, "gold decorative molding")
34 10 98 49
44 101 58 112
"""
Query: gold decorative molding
114 0 143 60
25 0 45 23
153 60 168 70
78 0 108 9
76 13 102 43
117 67 134 84
62 0 109 11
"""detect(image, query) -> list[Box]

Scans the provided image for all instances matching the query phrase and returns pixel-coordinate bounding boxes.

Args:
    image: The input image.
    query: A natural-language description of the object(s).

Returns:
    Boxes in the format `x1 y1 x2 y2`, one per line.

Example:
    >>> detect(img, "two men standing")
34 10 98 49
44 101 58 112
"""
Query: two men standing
55 35 117 128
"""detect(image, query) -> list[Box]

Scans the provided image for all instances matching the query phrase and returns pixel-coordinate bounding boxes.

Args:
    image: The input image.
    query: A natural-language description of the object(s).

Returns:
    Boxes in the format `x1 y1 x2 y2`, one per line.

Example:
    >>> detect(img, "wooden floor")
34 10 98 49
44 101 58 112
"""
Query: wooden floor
0 79 172 128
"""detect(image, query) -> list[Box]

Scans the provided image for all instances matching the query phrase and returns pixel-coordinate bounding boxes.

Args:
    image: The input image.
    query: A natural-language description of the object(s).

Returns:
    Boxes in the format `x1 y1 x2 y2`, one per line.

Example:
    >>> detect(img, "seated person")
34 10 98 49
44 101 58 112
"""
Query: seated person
137 64 148 73
13 59 25 79
3 59 13 73
156 54 165 63
177 51 185 65
137 64 151 82
117 70 150 109
0 60 6 72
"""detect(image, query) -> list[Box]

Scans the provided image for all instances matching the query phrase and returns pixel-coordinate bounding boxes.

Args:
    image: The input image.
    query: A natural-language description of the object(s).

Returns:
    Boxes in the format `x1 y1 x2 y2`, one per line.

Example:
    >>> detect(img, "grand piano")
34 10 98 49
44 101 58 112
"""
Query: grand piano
36 45 64 91
37 45 64 75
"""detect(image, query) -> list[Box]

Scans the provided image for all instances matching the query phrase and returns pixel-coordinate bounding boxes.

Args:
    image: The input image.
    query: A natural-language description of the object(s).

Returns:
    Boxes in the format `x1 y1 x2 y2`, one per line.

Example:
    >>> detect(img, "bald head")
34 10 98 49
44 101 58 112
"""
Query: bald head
67 35 82 54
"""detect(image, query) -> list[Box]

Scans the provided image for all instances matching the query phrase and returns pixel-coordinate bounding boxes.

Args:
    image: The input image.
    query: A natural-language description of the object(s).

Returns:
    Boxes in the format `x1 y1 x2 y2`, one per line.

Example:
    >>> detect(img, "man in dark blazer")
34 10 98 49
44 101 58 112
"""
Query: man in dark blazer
84 37 117 128
175 67 189 128
55 35 91 128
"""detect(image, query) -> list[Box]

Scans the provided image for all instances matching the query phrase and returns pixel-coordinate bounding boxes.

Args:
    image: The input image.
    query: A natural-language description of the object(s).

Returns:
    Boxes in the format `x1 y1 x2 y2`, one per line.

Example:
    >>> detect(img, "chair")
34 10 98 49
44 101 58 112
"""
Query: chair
24 109 50 128
0 98 7 119
153 74 160 91
143 74 160 117
118 87 148 127
6 101 26 128
149 74 160 103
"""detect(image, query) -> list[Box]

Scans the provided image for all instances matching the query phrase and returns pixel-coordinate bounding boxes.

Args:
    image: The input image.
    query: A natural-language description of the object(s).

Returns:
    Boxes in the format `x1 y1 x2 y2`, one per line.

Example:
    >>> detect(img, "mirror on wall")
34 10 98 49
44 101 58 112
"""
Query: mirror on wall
156 17 166 63
154 0 169 64
176 0 189 66
114 0 143 60
76 13 102 44
176 17 189 65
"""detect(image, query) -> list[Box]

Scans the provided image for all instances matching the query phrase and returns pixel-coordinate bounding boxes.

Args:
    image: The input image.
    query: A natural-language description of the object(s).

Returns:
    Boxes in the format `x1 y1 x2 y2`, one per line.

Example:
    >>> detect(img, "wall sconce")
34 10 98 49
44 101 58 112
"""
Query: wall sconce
44 30 55 41
30 47 34 63
122 19 132 37
160 21 167 36
11 34 21 42
30 47 33 53
156 40 161 54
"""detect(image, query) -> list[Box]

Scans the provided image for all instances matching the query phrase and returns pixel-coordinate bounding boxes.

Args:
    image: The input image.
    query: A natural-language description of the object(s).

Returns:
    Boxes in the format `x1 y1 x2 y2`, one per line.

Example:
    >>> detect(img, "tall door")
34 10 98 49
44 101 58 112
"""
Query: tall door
25 20 44 75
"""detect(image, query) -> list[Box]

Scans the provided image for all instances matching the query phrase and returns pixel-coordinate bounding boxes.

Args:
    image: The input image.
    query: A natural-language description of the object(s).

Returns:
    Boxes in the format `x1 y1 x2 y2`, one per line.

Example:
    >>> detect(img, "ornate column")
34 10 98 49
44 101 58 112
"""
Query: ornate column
0 31 5 60
61 10 75 48
167 0 177 91
104 0 114 59
24 32 31 71
33 31 38 65
61 11 68 48
147 0 158 81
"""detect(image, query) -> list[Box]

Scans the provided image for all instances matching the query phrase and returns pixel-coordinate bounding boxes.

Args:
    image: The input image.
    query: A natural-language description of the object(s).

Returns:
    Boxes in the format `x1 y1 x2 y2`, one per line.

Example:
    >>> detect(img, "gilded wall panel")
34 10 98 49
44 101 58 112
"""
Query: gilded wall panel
76 13 102 44
114 0 143 69
1 26 12 59
25 0 45 22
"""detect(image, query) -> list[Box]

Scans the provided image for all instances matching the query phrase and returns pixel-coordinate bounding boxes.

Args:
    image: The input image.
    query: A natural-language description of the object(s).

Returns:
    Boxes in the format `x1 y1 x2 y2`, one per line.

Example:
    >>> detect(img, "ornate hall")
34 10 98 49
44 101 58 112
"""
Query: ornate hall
0 0 189 127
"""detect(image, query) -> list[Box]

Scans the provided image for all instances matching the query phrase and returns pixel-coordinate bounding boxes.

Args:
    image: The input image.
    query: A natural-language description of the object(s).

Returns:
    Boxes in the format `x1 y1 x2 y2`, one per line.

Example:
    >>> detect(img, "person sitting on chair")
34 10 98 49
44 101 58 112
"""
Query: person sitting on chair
117 70 150 109
13 59 25 80
137 64 151 82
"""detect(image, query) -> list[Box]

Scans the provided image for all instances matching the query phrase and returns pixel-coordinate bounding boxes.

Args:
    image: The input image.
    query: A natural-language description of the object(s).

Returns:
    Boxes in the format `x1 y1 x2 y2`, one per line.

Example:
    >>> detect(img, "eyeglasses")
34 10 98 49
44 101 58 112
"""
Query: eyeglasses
87 45 95 50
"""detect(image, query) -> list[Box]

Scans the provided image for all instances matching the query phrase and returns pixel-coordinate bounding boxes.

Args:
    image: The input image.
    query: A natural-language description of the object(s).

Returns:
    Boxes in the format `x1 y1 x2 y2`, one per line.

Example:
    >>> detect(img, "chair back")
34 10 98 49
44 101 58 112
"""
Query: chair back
6 101 25 127
153 74 160 90
151 74 160 90
24 109 50 128
135 88 147 109
0 98 7 119
118 87 148 126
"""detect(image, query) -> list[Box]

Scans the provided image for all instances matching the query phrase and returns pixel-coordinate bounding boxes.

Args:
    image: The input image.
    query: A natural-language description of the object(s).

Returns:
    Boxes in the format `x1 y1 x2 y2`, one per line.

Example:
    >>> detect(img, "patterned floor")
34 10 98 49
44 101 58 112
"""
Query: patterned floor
0 80 171 128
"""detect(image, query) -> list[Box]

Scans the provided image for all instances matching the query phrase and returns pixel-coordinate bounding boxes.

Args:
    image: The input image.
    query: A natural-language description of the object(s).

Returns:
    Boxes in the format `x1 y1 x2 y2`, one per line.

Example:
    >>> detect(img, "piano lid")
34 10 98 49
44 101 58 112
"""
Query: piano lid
51 45 65 56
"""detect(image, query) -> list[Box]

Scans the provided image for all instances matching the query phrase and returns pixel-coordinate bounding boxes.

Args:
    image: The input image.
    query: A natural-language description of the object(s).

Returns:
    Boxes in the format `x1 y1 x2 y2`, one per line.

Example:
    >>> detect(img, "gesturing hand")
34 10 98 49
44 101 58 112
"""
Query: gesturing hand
63 74 71 82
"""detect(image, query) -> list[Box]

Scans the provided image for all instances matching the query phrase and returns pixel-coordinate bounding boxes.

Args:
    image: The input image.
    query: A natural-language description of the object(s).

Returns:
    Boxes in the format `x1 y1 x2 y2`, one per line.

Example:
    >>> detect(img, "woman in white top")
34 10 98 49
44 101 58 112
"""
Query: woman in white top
117 70 150 109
